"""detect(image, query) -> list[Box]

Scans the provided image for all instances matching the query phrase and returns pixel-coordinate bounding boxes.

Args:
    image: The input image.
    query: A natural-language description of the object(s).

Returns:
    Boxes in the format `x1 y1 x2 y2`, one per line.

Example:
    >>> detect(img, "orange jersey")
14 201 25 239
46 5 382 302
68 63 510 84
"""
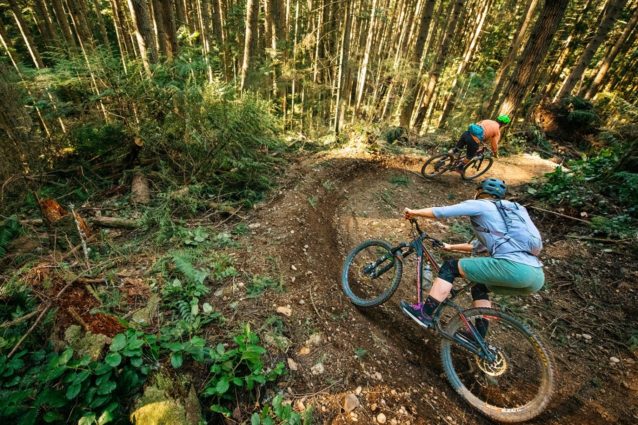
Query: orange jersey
478 119 501 153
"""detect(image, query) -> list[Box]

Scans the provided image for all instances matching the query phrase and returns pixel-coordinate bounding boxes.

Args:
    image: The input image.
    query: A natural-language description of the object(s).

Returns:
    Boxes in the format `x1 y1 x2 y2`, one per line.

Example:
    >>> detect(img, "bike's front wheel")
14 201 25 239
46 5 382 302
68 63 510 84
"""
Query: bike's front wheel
462 156 493 180
421 153 454 178
341 240 403 308
440 308 554 423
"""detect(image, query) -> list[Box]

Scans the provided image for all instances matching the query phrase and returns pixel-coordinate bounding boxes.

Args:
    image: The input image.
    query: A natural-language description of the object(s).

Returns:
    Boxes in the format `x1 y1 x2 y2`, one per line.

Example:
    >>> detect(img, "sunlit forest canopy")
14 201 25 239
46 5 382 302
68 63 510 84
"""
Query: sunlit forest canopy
1 1 638 424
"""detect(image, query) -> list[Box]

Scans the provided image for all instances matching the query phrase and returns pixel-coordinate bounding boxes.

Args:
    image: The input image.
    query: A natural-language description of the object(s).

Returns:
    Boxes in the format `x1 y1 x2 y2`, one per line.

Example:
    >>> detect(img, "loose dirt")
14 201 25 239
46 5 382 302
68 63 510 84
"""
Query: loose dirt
227 149 637 424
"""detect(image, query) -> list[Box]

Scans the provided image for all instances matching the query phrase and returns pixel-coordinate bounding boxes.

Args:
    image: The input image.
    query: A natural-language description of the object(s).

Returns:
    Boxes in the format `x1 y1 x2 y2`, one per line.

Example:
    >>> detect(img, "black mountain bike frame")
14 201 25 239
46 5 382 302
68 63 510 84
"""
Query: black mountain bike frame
390 219 498 363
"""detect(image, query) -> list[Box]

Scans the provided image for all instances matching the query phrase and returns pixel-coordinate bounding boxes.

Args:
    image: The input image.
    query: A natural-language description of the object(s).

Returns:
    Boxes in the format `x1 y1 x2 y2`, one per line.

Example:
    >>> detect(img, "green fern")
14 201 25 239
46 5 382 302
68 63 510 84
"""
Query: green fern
0 216 23 257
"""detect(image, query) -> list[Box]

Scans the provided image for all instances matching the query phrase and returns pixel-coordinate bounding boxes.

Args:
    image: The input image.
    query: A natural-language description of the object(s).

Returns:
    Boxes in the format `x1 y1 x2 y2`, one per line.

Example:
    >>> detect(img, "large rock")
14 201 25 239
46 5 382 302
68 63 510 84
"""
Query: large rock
64 325 109 360
130 371 202 425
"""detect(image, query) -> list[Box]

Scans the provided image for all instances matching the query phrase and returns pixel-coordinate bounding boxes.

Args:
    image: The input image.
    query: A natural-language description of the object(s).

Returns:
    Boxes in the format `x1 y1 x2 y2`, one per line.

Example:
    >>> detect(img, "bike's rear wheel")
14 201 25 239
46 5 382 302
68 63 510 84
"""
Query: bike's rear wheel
440 308 554 423
462 156 493 180
421 153 454 178
341 240 403 308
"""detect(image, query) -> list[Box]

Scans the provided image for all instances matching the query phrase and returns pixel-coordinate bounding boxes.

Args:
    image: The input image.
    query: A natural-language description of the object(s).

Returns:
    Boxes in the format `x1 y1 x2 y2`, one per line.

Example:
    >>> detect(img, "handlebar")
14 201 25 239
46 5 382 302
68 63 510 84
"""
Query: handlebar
408 218 445 248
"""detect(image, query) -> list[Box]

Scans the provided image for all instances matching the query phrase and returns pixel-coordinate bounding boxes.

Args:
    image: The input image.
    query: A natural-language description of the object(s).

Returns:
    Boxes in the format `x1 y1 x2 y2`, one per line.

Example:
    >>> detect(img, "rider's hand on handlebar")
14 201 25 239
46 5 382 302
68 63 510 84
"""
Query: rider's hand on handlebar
443 243 452 251
404 208 415 220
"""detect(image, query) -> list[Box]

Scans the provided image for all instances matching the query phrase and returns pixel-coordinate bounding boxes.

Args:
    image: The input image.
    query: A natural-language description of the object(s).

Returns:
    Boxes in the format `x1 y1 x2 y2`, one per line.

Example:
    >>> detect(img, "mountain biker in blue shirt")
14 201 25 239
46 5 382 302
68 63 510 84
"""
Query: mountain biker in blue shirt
401 178 544 335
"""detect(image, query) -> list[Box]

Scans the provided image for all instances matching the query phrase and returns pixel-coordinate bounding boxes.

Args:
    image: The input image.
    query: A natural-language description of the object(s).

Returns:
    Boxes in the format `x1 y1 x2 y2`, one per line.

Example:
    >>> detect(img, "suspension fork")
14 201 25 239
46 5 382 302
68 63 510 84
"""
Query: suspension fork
434 300 497 363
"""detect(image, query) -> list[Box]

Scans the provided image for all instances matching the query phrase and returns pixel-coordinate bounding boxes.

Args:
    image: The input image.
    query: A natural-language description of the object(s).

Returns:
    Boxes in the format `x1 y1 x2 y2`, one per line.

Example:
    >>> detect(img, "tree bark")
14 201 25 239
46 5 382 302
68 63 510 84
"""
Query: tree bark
92 0 111 46
497 0 569 118
398 0 435 128
556 0 626 99
51 0 77 49
127 0 158 74
413 0 464 133
152 0 170 58
438 0 492 128
487 0 538 115
34 0 59 44
334 0 353 135
584 5 638 98
7 0 44 68
240 0 260 91
355 0 379 112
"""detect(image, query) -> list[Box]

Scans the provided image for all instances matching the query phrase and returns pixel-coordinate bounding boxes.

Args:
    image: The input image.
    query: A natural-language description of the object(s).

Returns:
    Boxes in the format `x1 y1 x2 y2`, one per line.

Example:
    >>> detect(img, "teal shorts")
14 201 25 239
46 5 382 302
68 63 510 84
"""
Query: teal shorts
459 257 544 295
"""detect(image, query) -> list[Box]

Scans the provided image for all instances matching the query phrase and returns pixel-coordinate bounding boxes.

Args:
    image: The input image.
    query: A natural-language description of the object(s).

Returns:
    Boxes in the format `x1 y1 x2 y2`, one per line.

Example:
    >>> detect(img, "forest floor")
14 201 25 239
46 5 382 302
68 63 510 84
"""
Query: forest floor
5 145 638 424
229 147 638 424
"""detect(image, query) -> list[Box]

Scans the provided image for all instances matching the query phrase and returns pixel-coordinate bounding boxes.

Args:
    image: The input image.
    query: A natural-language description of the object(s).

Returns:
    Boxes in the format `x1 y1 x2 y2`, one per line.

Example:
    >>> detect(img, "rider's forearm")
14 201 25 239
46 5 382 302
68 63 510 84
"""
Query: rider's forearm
446 243 473 253
407 208 436 219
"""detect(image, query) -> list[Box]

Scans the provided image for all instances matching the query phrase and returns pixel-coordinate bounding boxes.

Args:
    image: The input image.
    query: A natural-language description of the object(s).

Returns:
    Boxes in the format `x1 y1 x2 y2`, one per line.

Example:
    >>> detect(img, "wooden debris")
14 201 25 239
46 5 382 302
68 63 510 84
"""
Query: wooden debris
131 173 151 204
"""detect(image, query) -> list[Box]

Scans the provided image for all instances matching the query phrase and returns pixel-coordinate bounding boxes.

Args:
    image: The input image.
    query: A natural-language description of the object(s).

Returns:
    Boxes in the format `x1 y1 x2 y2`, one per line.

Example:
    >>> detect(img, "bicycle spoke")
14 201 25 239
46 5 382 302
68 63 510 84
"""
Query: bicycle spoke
441 308 554 421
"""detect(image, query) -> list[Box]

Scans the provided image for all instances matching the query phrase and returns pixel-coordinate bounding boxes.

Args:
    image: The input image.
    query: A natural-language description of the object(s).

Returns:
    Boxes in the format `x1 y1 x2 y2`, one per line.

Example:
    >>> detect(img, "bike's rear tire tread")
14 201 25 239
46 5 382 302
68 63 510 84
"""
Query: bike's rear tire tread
341 239 403 308
440 308 554 423
462 156 494 180
421 153 453 178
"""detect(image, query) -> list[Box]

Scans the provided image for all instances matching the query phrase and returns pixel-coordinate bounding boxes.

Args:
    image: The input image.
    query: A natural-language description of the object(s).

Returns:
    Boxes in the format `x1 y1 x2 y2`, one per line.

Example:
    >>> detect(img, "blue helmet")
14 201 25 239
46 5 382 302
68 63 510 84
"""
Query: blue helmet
468 123 485 142
479 178 507 198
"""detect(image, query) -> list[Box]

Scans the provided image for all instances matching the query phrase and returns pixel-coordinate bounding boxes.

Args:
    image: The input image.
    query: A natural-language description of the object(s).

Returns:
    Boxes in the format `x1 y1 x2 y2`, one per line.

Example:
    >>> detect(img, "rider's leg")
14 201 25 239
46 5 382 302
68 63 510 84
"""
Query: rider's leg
471 284 490 337
400 259 459 327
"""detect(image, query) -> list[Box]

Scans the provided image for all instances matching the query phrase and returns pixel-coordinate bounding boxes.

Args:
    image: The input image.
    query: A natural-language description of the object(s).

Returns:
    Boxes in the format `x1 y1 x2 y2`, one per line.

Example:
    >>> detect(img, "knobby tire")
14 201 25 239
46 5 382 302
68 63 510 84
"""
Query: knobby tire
341 240 403 308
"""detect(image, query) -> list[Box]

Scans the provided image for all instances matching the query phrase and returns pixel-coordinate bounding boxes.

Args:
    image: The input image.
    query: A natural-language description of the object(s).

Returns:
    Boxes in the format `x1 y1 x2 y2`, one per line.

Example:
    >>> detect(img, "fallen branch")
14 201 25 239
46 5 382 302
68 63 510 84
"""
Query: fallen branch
67 307 91 332
527 205 591 224
92 216 140 229
0 310 39 328
7 302 52 358
566 235 633 244
7 273 88 358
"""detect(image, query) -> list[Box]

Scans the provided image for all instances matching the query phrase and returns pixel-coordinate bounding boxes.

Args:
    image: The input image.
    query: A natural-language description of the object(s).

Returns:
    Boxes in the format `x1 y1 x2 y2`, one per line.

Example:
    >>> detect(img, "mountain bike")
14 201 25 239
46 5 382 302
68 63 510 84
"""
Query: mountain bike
421 147 493 180
341 219 554 423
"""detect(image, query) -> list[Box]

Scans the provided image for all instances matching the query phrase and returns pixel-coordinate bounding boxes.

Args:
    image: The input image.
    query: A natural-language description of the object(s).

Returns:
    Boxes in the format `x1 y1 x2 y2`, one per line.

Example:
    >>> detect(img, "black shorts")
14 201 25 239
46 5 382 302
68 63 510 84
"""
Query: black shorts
455 131 479 159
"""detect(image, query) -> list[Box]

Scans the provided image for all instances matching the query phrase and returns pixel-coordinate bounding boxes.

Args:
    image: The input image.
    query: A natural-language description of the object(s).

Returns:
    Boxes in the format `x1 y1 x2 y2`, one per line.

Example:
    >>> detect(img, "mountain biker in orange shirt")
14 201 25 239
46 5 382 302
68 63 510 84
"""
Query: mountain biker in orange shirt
450 115 511 167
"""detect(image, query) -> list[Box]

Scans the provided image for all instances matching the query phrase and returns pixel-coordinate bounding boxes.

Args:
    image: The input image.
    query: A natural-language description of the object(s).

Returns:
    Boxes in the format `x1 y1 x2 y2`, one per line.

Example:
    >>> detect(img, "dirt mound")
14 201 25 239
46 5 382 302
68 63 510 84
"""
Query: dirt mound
231 150 637 424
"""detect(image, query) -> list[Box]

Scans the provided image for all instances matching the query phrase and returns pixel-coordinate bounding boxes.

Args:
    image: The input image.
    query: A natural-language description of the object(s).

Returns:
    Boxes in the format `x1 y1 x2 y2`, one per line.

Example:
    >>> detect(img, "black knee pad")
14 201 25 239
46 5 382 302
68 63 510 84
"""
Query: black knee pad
471 283 490 301
438 259 461 284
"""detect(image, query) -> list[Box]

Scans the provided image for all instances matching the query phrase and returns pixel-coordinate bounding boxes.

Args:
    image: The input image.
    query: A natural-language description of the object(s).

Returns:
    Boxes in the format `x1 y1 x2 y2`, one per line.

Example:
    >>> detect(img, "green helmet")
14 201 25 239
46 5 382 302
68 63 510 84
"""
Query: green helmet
496 114 511 125
479 178 507 199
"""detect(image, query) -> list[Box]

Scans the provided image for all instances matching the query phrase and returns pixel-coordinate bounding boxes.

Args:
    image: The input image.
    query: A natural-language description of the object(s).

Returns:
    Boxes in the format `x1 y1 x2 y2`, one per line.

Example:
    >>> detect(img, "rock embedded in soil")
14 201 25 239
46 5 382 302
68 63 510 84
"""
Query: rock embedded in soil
287 358 298 371
343 393 360 413
311 363 325 375
376 413 387 423
276 305 293 316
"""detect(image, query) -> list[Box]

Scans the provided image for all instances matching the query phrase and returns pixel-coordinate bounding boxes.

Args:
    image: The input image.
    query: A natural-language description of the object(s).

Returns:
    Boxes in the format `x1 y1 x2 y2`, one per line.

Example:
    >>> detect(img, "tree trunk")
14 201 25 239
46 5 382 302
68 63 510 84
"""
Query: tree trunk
487 0 538 115
127 0 158 74
438 0 492 128
240 0 260 91
109 0 129 72
584 5 638 98
544 0 595 99
161 0 178 57
398 0 435 128
67 0 95 50
34 0 59 44
51 0 77 49
354 0 379 112
152 0 170 58
7 0 44 68
556 0 626 99
413 0 464 133
334 0 353 135
497 0 569 118
92 0 111 46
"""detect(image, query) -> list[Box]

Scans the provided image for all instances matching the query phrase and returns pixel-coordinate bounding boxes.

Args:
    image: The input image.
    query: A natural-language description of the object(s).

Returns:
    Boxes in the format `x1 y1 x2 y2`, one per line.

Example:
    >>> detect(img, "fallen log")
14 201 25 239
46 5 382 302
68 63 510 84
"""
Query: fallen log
92 216 140 229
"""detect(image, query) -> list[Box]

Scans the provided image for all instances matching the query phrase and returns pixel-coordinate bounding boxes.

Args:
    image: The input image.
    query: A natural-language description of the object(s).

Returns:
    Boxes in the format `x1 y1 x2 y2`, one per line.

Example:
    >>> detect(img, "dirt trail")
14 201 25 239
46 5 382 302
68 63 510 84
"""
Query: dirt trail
235 150 637 424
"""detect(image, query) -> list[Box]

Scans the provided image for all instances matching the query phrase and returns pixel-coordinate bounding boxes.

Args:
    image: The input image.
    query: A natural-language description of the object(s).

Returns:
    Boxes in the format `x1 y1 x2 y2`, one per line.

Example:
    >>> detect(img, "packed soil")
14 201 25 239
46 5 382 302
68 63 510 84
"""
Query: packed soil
223 148 638 424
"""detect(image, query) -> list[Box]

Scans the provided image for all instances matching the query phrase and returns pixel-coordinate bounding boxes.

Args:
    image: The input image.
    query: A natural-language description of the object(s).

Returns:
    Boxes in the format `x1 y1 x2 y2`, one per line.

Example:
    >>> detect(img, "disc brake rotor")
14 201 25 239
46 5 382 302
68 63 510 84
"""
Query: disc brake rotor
476 346 508 377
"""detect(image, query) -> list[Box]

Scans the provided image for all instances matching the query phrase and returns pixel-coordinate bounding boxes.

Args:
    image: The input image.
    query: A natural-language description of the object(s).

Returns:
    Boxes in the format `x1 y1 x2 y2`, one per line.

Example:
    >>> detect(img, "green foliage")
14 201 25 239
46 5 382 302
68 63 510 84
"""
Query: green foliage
203 325 285 415
247 275 283 298
354 348 367 360
383 127 407 143
251 395 312 425
68 123 128 157
389 175 409 186
160 252 228 335
0 216 22 257
0 327 240 424
590 215 637 239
